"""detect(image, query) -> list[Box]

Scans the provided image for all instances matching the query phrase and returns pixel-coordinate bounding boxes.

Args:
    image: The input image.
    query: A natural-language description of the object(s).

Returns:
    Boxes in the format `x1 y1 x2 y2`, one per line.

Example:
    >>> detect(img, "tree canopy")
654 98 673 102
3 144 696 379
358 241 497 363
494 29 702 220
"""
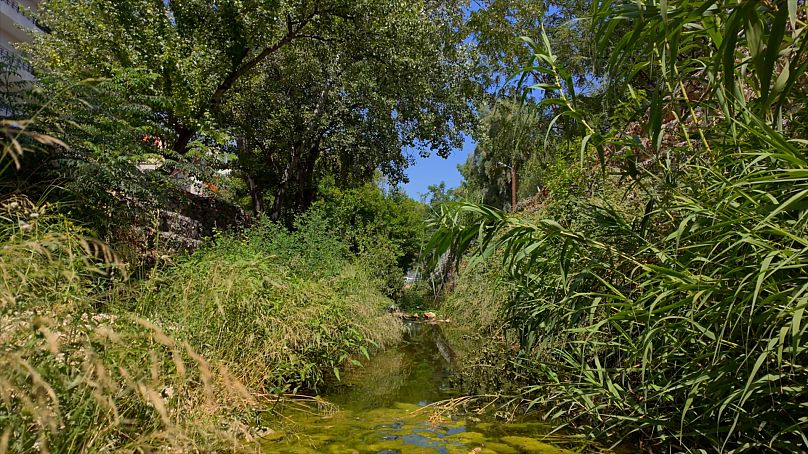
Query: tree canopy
25 0 478 222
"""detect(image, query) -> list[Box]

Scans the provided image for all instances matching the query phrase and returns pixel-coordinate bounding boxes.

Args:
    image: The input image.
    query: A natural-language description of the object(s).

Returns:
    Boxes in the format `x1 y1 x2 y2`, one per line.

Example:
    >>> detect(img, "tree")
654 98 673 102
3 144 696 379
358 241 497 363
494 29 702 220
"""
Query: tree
25 0 479 226
462 0 598 92
225 0 478 221
314 178 426 291
449 0 605 210
421 182 458 207
457 96 544 210
32 0 408 155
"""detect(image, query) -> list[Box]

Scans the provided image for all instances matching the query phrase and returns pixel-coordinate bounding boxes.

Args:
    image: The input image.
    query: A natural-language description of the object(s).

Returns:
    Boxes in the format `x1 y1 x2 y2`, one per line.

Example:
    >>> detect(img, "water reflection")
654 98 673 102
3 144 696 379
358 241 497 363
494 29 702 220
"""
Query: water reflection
262 322 579 454
328 321 456 410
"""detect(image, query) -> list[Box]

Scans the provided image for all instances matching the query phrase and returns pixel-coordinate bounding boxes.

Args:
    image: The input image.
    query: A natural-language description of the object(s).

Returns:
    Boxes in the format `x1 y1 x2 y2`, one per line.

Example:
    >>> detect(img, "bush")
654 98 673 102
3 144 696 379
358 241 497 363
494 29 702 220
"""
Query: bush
313 179 427 293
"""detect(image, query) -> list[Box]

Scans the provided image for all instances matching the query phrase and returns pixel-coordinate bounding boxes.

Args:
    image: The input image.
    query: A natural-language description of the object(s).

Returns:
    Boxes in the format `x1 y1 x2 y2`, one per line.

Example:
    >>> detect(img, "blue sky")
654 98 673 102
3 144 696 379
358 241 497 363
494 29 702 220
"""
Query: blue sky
401 136 475 200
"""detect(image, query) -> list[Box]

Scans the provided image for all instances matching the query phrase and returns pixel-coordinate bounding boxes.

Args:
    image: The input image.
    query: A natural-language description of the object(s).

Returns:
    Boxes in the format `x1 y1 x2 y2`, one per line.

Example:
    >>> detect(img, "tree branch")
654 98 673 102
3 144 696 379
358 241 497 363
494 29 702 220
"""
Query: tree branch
297 34 343 43
208 14 315 109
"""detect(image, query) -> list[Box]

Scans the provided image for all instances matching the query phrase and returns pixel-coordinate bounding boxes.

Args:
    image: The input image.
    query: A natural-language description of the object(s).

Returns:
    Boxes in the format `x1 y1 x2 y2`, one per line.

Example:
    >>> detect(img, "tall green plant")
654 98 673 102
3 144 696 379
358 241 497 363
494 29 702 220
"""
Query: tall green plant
428 1 808 451
430 122 808 449
1 127 253 453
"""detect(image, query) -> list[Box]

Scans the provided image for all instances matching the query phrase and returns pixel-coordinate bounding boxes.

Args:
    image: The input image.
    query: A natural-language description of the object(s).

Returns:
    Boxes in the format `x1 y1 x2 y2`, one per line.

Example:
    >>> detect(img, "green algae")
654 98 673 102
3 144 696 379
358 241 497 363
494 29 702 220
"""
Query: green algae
500 436 573 453
260 322 598 453
444 430 487 444
479 442 519 454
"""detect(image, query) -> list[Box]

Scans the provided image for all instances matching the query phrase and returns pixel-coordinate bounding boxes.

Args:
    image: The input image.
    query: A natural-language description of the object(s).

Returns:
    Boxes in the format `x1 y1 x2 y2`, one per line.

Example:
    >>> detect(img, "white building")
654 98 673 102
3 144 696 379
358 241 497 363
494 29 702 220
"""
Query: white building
1 0 41 82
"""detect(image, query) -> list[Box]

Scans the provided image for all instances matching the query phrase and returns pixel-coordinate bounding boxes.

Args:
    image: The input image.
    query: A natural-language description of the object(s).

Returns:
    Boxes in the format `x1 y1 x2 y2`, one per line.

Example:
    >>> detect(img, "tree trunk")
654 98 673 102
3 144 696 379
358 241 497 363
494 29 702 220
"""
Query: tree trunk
295 152 318 212
269 144 297 224
246 174 264 216
173 125 194 155
269 144 320 225
269 185 285 223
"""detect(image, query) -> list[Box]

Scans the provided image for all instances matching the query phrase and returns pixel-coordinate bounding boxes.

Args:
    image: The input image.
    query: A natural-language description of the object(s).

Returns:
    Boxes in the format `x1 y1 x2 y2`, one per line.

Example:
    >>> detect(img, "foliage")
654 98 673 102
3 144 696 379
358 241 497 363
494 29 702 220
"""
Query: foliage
433 132 808 450
136 211 403 394
0 194 262 452
313 179 428 296
421 182 461 208
1 127 403 451
0 125 278 450
441 255 510 335
23 0 478 227
315 180 425 269
31 0 378 154
462 0 597 91
397 283 430 312
0 60 29 117
428 0 808 451
458 97 546 210
455 0 608 210
596 0 808 131
0 200 403 452
227 0 477 220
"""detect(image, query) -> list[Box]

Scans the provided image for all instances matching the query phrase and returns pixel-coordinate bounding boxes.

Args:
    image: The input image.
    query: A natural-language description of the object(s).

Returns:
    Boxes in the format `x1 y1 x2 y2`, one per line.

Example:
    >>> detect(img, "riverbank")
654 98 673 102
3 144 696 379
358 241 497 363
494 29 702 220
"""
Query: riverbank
1 204 403 452
429 167 808 452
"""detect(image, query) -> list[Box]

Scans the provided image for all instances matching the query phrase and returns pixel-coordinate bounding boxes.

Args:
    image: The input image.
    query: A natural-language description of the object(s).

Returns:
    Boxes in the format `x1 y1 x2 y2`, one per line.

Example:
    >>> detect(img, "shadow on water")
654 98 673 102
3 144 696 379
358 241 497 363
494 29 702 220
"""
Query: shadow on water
262 322 584 454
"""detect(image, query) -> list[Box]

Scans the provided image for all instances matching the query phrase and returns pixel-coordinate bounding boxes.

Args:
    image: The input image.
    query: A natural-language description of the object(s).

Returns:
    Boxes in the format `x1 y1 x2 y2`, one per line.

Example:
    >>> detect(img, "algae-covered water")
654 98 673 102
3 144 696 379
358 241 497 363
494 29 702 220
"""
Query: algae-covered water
262 322 583 454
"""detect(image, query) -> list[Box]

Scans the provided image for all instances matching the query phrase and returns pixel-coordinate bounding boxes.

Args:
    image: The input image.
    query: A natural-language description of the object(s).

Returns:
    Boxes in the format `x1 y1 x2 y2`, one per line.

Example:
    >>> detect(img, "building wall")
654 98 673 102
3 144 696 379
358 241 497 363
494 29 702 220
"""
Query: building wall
1 0 41 81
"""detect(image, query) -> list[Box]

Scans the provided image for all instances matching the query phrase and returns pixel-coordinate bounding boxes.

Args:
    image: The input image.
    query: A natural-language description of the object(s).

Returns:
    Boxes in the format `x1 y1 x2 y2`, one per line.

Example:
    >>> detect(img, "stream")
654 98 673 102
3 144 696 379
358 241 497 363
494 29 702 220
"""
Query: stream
261 322 582 454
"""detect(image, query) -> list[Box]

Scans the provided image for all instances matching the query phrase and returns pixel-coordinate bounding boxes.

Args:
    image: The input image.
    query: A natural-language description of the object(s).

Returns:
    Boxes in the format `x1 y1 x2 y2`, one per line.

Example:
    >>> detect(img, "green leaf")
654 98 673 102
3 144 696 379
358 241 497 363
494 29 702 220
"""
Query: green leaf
759 2 788 107
771 60 791 99
762 188 808 223
788 0 797 29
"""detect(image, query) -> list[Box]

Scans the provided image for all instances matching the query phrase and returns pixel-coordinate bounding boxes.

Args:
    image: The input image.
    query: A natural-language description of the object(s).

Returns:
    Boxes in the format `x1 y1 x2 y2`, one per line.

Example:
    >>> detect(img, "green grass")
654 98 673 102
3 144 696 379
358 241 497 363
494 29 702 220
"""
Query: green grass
134 215 402 394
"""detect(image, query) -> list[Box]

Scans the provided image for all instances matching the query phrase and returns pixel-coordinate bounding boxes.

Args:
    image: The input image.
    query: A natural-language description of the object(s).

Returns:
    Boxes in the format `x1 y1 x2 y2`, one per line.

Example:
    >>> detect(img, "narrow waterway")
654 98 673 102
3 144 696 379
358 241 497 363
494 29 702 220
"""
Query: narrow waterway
262 322 581 453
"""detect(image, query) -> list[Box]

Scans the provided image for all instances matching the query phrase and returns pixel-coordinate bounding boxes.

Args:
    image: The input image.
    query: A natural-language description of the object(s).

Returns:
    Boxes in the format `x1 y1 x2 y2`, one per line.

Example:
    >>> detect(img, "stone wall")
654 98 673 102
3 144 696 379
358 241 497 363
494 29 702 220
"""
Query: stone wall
156 190 248 250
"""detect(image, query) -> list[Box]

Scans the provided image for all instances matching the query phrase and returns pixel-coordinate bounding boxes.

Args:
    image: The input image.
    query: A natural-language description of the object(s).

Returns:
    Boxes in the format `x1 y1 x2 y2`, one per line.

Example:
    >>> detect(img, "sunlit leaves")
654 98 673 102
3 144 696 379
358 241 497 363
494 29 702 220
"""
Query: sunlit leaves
427 0 808 450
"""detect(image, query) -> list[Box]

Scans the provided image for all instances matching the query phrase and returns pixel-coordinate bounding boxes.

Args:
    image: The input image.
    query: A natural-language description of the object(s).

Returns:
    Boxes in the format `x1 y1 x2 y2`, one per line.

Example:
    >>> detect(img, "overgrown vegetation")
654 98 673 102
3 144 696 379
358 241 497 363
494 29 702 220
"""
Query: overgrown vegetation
0 193 238 452
4 0 808 451
1 194 402 452
12 0 475 227
430 0 808 452
135 212 402 395
1 117 404 451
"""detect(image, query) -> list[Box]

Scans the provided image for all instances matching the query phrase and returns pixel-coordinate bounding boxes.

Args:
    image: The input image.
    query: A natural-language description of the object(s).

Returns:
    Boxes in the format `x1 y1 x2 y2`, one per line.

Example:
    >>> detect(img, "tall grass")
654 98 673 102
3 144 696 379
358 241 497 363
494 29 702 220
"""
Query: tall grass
1 202 403 452
428 0 808 451
0 194 257 452
2 123 256 452
431 131 808 450
134 213 402 395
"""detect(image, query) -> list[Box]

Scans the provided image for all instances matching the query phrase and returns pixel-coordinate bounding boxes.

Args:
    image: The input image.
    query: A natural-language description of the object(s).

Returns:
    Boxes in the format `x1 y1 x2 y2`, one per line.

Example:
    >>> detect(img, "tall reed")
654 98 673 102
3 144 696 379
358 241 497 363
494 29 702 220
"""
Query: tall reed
428 0 808 450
